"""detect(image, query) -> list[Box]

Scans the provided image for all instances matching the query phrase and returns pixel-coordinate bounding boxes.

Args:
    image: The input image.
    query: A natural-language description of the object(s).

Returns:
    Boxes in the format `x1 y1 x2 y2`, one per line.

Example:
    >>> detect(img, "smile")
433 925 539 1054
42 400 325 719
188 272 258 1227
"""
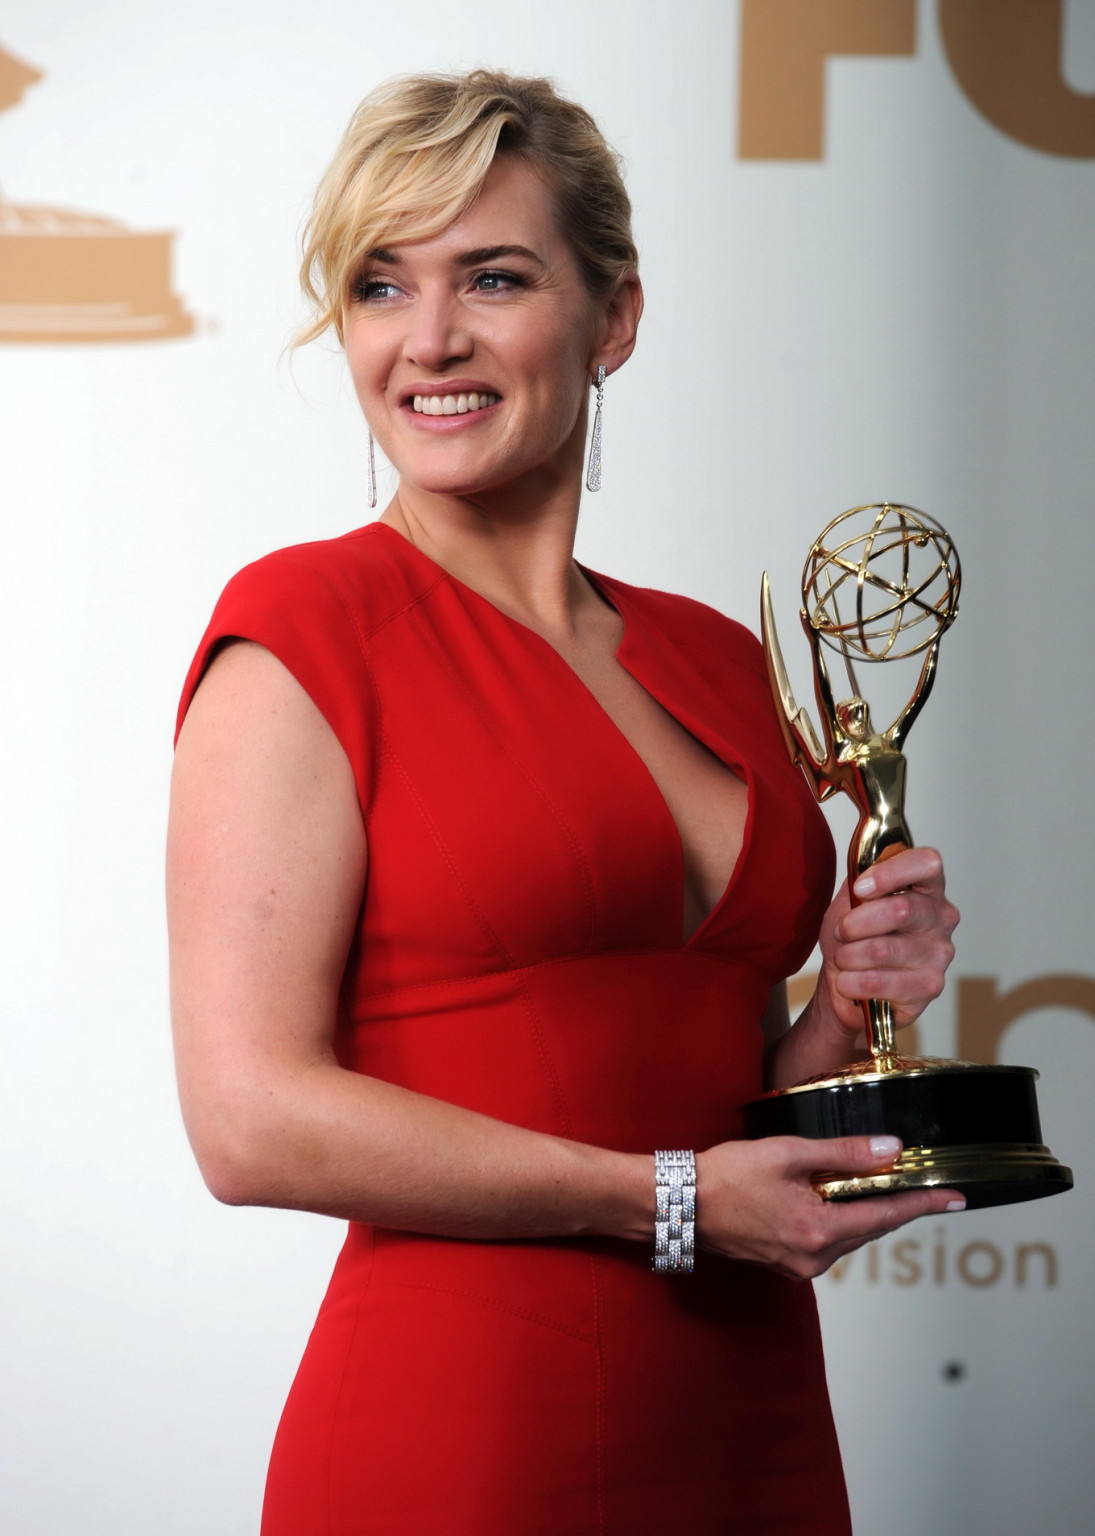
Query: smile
411 392 499 416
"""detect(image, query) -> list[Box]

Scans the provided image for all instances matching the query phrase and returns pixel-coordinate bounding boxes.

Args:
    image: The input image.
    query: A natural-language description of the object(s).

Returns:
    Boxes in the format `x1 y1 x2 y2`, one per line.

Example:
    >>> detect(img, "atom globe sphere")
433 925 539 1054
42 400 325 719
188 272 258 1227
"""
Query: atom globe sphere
804 503 962 664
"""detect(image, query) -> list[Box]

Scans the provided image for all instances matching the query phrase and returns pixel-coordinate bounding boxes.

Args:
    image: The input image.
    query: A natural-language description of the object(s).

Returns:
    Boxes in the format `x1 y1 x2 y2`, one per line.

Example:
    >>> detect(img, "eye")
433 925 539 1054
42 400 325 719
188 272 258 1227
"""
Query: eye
352 276 402 304
471 269 525 294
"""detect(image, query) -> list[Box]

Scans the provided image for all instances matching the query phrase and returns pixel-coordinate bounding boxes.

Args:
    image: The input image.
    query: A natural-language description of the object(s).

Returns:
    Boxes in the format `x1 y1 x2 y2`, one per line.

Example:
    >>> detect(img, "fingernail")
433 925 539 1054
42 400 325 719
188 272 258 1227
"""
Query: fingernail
854 873 877 898
869 1135 901 1158
946 1198 966 1212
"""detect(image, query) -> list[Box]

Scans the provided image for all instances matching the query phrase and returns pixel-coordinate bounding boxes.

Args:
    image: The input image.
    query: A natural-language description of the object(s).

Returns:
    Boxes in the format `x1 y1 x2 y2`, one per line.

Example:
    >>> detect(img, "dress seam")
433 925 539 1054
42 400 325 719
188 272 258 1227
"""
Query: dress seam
351 946 771 1007
514 968 575 1138
358 569 451 642
273 546 451 648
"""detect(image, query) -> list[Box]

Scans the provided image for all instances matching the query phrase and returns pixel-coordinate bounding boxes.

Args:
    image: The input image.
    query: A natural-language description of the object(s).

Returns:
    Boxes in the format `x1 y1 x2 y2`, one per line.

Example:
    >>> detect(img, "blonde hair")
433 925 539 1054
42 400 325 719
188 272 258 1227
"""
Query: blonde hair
298 69 637 344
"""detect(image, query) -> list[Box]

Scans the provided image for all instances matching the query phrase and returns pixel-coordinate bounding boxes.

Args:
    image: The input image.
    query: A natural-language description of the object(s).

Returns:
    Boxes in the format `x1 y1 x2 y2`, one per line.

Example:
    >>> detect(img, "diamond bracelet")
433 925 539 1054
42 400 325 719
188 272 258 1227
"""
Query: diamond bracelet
653 1149 696 1274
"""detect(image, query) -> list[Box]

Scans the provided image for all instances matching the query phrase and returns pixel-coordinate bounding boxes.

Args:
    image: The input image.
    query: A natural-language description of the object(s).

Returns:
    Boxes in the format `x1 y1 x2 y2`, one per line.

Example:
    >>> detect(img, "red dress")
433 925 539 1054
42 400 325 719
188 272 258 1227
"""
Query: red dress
178 522 849 1536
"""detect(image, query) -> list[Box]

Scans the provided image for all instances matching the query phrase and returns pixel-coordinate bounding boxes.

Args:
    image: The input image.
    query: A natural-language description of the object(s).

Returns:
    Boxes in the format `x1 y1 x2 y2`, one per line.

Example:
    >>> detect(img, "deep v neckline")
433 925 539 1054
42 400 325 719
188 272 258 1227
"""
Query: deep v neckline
582 568 755 945
368 522 754 945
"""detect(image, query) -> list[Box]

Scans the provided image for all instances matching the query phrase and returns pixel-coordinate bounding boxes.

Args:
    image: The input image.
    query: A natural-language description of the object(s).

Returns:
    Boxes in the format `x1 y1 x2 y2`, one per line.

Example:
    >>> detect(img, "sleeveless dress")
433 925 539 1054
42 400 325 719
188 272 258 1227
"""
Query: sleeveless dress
177 521 849 1536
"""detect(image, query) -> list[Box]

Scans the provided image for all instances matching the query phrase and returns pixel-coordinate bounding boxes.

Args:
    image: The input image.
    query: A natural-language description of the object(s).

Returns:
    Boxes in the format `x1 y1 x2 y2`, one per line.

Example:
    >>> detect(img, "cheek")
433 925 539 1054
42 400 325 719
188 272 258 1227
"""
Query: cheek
526 327 594 421
344 329 386 404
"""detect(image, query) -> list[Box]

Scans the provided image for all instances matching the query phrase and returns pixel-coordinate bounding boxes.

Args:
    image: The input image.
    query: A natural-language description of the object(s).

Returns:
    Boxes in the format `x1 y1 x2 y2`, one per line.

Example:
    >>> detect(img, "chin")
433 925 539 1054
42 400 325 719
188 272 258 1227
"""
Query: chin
401 464 496 497
397 453 532 499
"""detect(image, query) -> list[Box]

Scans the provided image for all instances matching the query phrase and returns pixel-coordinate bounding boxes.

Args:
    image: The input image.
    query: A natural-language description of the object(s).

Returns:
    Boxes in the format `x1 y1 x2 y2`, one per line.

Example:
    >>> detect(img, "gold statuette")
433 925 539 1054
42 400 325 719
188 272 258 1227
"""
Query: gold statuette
743 504 1073 1208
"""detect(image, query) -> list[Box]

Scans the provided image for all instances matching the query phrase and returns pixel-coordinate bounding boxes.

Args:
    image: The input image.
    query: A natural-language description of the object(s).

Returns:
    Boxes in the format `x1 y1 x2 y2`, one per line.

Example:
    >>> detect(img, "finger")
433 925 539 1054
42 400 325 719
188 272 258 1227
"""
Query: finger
837 890 957 943
832 959 949 1009
772 1182 966 1280
778 1132 906 1179
853 846 945 901
831 925 954 977
820 1186 967 1248
829 924 954 976
811 1188 967 1273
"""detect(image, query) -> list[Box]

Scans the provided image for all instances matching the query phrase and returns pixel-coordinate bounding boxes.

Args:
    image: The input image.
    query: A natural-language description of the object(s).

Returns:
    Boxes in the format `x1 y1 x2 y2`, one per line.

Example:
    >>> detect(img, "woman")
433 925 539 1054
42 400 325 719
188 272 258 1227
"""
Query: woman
168 71 960 1535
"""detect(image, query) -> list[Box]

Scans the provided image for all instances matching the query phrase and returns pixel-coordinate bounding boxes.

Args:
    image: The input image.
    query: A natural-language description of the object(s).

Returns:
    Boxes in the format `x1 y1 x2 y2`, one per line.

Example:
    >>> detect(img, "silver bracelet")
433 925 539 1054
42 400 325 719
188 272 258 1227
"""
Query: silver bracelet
652 1149 696 1274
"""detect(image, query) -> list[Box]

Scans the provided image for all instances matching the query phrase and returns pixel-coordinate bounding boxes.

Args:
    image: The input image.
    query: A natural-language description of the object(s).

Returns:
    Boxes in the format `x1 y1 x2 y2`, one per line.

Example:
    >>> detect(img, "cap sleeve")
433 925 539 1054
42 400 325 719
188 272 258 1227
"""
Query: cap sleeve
175 549 380 816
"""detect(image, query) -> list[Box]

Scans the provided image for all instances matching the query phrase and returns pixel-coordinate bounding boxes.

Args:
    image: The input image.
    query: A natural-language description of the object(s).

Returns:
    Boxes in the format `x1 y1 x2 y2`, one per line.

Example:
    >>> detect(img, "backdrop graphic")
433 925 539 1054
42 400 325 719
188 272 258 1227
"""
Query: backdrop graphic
2 3 1092 1533
0 46 193 341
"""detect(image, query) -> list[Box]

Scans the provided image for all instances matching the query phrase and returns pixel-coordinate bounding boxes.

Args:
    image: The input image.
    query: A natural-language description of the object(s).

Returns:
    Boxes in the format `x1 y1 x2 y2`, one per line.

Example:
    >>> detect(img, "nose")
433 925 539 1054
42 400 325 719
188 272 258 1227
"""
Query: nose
403 286 473 372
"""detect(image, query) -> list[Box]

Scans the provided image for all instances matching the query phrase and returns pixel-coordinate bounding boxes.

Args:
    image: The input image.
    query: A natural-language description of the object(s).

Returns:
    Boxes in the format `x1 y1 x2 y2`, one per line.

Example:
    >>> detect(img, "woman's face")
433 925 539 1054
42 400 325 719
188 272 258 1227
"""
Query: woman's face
343 156 615 502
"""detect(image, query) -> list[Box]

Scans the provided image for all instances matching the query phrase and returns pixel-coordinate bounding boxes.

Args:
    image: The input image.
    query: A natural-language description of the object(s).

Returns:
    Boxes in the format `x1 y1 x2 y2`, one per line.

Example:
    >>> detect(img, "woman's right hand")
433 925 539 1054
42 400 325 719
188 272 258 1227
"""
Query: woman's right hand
694 1135 964 1280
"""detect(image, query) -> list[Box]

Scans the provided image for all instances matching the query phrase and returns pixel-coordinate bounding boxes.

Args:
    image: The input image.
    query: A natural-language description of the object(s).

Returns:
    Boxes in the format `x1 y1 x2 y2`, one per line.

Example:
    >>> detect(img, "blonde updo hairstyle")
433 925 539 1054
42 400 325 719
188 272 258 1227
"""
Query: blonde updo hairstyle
299 69 638 345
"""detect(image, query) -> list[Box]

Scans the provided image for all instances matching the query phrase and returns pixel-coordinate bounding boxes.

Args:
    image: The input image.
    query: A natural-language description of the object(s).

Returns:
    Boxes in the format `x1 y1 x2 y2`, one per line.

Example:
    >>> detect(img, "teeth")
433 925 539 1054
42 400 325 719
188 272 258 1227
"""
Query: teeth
411 392 497 414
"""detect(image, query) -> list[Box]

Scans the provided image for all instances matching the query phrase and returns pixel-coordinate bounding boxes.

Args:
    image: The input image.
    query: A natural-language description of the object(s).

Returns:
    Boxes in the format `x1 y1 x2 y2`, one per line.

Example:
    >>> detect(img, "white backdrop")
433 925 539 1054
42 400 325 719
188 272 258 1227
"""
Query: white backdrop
2 3 1093 1532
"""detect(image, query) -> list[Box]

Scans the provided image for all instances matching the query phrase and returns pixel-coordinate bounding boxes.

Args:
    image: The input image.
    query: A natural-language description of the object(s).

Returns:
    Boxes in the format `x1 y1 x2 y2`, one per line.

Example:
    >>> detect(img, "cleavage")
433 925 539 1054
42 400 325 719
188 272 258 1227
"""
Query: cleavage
563 646 749 941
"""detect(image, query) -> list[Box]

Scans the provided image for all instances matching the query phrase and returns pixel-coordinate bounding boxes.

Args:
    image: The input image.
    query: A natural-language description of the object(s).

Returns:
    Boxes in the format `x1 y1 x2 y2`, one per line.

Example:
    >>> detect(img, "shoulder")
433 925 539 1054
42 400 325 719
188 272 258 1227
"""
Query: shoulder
589 571 767 680
216 521 442 642
177 524 430 767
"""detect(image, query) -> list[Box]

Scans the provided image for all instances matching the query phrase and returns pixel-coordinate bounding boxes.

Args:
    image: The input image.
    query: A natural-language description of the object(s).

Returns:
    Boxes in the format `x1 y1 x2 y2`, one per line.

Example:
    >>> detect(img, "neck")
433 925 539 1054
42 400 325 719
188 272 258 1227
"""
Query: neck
381 474 597 639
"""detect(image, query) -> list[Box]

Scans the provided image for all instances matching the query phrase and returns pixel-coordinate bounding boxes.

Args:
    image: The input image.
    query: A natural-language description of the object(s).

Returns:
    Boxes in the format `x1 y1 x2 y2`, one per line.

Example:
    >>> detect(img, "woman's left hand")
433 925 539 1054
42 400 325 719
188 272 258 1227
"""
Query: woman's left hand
812 845 959 1049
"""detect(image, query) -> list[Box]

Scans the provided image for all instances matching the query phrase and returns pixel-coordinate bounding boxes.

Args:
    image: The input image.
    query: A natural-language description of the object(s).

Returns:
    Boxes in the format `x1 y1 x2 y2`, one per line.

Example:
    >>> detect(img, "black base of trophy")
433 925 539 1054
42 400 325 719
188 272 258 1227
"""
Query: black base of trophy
741 1059 1073 1209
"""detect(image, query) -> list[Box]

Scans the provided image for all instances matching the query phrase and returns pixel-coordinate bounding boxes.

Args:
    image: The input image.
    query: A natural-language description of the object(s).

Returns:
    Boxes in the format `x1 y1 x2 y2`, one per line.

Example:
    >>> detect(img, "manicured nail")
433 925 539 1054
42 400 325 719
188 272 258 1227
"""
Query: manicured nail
854 873 877 898
946 1198 966 1212
869 1135 901 1158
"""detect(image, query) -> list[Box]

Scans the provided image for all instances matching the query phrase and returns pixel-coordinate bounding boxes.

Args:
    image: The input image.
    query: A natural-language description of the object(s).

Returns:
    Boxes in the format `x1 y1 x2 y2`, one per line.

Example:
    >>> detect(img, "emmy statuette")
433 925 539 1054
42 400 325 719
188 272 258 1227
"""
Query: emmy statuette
742 504 1073 1209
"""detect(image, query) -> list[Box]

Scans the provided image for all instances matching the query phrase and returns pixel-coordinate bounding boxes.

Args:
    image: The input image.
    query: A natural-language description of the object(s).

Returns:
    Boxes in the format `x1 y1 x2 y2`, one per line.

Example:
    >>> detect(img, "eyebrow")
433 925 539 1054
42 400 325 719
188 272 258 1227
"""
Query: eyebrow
368 244 546 269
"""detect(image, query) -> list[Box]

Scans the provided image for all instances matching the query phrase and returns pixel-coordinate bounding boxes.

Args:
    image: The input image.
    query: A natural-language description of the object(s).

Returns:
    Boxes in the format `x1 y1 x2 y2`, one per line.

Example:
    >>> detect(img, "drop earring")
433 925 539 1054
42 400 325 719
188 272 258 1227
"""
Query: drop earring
366 427 377 510
585 365 606 493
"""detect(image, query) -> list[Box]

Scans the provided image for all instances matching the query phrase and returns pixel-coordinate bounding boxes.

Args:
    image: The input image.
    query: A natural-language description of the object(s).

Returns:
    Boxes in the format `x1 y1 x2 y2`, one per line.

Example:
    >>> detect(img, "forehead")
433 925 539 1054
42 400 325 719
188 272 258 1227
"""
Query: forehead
380 156 573 266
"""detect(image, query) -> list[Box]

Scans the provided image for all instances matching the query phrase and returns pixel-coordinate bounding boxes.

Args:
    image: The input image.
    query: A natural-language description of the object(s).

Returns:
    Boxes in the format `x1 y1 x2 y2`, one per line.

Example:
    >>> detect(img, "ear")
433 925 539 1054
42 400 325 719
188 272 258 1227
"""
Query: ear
591 271 644 378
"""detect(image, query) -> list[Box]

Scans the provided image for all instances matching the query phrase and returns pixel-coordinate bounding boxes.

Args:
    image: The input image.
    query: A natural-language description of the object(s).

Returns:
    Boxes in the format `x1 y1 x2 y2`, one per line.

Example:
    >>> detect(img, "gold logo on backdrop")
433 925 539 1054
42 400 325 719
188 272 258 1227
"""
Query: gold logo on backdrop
739 0 1095 160
0 44 194 343
739 0 917 160
938 0 1095 158
827 1226 1058 1288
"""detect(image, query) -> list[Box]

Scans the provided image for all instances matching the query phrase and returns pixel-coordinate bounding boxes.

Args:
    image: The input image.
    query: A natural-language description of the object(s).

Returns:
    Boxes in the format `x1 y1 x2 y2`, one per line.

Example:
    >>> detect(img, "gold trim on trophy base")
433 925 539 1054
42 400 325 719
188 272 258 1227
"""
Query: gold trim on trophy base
817 1142 1073 1203
778 1055 995 1092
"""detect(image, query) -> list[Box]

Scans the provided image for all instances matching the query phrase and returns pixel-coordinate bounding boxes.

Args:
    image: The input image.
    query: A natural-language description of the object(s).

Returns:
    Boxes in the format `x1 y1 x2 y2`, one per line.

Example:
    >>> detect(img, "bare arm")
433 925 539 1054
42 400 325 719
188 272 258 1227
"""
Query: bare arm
167 642 960 1277
168 641 650 1241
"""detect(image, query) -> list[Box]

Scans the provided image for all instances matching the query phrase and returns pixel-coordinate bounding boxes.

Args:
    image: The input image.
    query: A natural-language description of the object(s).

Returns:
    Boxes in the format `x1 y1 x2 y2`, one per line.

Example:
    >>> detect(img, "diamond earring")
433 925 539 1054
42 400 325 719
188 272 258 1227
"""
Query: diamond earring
585 365 606 492
366 427 377 509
